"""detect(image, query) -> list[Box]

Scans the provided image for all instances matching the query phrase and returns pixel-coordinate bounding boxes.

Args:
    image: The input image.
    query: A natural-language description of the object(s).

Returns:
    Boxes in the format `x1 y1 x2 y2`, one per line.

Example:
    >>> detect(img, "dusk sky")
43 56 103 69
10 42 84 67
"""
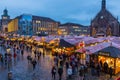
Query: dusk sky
0 0 120 26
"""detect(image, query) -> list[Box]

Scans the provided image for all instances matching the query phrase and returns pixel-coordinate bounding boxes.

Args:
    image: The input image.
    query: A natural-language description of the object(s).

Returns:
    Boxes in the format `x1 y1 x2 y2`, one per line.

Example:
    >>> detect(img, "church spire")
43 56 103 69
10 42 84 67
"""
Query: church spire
102 0 106 10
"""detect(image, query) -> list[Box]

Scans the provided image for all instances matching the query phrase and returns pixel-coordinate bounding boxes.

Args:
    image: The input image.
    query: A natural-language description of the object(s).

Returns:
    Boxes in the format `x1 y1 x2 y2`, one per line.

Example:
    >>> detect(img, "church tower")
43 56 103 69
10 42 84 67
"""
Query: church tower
1 8 10 20
102 0 106 10
1 9 11 32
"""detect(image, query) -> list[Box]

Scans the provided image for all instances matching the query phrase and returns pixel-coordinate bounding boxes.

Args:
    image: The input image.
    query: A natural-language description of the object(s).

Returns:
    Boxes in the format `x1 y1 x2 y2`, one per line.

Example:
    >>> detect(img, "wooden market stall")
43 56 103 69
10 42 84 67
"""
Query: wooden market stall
94 46 120 74
76 42 111 65
52 39 75 55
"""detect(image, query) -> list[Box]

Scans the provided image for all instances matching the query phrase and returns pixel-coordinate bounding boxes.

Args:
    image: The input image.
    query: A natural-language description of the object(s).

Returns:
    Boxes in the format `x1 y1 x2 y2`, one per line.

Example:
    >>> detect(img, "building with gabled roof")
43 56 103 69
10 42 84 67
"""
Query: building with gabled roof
90 0 120 37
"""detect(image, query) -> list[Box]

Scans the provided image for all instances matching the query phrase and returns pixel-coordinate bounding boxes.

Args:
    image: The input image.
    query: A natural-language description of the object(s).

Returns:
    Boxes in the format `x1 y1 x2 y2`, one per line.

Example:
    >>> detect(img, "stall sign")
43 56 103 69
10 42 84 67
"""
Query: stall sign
99 52 110 56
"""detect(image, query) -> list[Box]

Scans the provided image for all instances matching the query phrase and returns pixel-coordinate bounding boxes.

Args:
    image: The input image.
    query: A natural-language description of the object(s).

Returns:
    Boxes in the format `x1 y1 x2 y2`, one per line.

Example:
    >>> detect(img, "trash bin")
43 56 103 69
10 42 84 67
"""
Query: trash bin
8 71 12 80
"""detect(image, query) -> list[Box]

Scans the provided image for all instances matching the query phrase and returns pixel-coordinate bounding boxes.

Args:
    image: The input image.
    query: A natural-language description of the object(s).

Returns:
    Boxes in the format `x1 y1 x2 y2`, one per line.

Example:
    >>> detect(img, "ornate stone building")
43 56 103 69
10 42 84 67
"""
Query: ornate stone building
90 0 120 37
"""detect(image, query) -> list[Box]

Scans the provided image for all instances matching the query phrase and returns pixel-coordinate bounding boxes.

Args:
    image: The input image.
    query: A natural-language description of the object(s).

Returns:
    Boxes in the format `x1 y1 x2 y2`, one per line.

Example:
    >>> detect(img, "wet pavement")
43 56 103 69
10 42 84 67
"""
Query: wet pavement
0 46 120 80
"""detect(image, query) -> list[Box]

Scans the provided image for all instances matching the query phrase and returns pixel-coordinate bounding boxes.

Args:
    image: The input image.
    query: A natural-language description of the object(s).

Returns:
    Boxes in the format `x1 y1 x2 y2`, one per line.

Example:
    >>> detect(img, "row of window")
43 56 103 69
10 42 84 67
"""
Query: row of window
60 29 88 32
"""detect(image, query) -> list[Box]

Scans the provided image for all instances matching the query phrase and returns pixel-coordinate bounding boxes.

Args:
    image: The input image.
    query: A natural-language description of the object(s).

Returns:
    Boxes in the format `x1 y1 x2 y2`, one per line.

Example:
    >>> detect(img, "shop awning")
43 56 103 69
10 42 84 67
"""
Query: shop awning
94 46 120 58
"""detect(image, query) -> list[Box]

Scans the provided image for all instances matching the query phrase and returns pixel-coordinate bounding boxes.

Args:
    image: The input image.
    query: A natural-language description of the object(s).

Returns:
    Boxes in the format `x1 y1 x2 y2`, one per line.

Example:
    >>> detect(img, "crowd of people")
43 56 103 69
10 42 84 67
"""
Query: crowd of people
0 40 40 71
0 39 115 80
0 40 25 70
51 52 89 80
50 51 114 80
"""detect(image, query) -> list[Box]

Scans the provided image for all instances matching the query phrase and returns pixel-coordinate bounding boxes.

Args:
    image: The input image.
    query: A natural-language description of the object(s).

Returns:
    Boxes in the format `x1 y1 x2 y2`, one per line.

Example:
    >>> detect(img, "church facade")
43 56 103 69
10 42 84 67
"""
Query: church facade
90 0 120 37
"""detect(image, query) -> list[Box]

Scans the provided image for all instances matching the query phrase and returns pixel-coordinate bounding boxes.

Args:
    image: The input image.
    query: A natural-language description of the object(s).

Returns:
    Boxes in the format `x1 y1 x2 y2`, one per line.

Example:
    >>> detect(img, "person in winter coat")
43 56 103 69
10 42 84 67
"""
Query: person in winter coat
67 66 72 79
32 59 37 70
21 49 24 57
51 66 56 80
0 55 3 66
27 55 31 63
104 62 108 73
58 66 63 80
79 65 84 80
109 67 113 79
96 63 101 77
13 52 17 64
37 52 41 60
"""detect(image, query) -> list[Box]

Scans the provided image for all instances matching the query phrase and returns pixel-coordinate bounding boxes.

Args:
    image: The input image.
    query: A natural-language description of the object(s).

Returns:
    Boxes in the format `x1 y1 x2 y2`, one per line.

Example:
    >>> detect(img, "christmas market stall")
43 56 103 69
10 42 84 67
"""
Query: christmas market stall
76 42 111 65
45 37 58 50
94 46 120 74
52 39 75 55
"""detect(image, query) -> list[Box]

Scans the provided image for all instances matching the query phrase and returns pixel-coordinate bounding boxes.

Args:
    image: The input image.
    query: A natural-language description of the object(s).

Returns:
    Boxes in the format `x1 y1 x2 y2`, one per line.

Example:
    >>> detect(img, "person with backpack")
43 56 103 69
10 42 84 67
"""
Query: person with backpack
51 66 56 80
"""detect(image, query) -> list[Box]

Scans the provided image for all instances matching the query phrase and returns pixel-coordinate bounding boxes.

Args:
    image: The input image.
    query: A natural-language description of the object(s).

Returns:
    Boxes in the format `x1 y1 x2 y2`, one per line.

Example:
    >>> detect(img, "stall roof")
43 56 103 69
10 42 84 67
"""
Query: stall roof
76 42 111 54
34 37 42 41
59 39 74 48
86 42 111 54
94 46 120 58
64 38 82 45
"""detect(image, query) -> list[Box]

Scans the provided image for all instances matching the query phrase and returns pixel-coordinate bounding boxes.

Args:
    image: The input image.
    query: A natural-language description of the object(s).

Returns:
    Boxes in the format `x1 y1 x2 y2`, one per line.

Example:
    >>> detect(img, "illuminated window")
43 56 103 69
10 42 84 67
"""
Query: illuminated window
73 26 79 28
36 20 41 23
61 29 66 31
75 29 81 31
83 30 87 32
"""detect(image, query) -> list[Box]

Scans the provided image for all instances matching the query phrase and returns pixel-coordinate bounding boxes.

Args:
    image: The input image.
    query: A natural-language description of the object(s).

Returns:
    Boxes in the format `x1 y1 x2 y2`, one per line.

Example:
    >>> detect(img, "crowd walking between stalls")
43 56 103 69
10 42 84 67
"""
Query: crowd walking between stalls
0 40 114 80
0 40 39 71
51 52 114 80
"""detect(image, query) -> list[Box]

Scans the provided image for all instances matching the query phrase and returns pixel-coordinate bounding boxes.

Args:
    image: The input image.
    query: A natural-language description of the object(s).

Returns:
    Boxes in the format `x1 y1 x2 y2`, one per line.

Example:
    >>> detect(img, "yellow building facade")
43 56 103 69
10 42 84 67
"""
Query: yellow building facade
8 18 18 32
